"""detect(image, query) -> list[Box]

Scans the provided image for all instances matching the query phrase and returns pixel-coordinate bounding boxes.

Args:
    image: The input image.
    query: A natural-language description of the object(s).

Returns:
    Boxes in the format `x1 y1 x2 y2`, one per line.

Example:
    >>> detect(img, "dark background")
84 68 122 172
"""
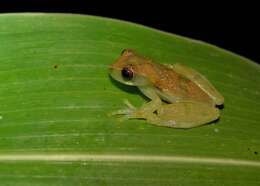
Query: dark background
0 1 259 63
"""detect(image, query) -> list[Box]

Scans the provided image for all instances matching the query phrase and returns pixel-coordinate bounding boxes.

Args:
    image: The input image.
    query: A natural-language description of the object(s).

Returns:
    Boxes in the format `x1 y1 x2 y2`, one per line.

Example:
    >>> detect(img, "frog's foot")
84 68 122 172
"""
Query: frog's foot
110 99 155 121
109 100 137 119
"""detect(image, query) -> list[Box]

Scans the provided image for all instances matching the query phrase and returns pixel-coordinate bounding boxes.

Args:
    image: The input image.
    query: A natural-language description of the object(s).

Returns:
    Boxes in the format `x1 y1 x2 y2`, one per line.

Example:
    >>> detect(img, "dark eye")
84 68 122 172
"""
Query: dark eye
121 67 133 80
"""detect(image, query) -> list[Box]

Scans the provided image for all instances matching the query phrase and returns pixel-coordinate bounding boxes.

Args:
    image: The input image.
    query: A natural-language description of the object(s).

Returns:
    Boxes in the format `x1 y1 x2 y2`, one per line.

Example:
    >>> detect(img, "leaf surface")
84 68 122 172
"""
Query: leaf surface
0 13 259 185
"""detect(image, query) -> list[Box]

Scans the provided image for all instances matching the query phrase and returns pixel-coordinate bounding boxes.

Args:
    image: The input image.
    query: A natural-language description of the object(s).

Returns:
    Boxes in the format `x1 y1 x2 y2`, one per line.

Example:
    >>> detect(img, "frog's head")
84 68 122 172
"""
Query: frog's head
109 49 153 86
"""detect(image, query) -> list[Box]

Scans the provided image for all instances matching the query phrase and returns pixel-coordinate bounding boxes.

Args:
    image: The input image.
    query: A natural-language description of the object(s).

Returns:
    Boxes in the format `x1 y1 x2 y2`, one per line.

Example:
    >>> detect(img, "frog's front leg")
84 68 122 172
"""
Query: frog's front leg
125 98 161 120
111 86 162 120
149 101 220 128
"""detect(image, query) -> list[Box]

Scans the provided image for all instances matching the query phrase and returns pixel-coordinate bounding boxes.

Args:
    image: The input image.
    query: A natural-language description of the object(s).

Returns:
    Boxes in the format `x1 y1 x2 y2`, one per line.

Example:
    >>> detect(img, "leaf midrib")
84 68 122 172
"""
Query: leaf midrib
0 154 259 167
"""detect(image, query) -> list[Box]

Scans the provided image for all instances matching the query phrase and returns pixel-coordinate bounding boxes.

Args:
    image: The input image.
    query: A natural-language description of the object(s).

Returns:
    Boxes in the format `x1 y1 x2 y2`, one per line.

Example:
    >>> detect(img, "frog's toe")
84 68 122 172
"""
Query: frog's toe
123 99 136 109
109 108 134 116
109 99 150 120
109 100 136 117
109 108 144 120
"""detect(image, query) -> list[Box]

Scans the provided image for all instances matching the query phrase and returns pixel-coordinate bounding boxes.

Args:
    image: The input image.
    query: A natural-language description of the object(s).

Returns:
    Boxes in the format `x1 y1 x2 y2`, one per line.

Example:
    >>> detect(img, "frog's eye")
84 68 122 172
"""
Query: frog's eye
121 67 133 80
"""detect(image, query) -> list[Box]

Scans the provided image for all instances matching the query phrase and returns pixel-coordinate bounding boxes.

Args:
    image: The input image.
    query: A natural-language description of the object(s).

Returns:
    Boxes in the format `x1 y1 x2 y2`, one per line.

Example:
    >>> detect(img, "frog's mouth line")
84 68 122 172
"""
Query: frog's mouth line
109 68 135 86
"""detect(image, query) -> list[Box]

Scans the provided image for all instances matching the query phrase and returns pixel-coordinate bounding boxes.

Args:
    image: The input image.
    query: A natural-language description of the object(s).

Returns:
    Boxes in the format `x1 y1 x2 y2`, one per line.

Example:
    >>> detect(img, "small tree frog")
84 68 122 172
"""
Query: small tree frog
109 49 224 128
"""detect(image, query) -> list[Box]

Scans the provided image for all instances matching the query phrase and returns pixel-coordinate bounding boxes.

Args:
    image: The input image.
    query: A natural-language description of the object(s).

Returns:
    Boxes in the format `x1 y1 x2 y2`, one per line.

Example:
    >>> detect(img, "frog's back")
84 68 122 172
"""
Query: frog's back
151 63 216 105
171 63 224 105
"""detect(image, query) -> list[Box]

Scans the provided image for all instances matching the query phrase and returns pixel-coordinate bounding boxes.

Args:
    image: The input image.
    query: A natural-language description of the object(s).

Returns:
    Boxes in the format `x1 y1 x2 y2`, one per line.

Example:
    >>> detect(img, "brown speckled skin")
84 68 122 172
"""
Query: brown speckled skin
110 49 213 104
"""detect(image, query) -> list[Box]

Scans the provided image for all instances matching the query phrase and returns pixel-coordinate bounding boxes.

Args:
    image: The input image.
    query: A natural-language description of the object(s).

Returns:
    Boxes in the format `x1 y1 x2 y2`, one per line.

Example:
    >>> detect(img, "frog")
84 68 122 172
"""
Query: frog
109 49 224 128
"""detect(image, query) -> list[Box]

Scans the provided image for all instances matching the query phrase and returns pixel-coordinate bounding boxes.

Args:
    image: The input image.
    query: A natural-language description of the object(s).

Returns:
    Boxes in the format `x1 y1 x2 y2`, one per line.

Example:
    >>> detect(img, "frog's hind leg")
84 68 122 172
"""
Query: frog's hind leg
150 101 220 129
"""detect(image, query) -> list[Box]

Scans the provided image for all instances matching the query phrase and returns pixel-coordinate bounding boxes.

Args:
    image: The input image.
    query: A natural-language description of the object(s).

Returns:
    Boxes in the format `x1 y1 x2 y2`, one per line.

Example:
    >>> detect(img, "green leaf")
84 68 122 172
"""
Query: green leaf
0 13 259 185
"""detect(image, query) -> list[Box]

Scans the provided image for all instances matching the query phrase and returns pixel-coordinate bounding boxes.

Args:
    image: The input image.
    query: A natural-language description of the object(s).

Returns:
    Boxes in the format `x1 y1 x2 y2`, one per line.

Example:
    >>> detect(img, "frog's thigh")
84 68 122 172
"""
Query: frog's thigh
153 101 220 128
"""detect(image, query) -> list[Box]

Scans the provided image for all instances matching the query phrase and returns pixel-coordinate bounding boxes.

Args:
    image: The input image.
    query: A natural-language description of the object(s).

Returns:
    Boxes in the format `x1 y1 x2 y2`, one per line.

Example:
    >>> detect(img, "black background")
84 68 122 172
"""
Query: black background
0 1 259 63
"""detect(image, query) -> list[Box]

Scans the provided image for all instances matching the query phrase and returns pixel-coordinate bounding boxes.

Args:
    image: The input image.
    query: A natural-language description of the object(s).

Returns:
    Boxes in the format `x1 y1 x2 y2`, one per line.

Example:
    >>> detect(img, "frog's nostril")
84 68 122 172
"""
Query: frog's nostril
121 49 135 56
121 49 127 55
